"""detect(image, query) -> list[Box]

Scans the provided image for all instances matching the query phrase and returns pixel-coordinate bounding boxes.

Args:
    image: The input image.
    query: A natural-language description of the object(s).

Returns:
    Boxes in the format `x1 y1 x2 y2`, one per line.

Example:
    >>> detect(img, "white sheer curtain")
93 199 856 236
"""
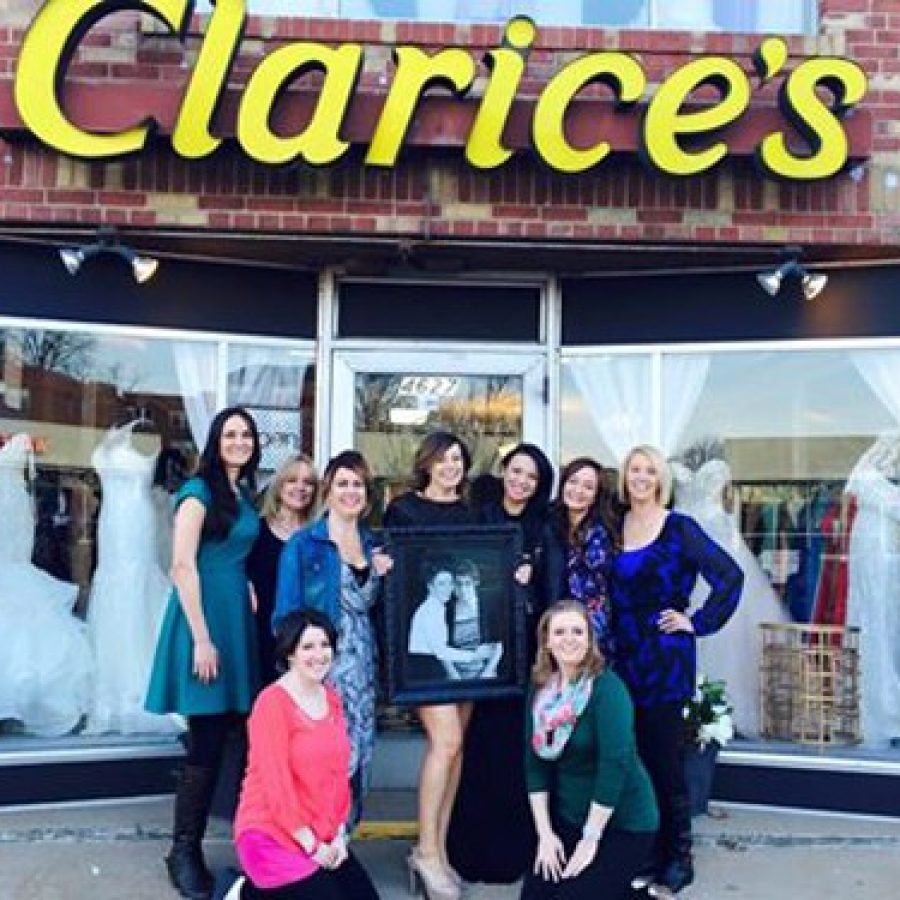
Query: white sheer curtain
173 342 217 450
849 350 900 424
567 355 653 464
660 354 711 456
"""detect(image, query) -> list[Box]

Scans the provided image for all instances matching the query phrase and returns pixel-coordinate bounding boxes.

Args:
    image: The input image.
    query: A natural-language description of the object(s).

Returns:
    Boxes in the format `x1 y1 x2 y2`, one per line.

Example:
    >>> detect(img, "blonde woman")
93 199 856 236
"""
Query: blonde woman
610 445 743 895
521 600 658 900
247 454 318 685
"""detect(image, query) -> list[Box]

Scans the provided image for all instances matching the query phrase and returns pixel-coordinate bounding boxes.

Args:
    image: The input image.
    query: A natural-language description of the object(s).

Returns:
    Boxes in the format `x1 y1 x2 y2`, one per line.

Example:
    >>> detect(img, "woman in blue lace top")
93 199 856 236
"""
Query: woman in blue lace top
540 457 619 658
610 445 742 896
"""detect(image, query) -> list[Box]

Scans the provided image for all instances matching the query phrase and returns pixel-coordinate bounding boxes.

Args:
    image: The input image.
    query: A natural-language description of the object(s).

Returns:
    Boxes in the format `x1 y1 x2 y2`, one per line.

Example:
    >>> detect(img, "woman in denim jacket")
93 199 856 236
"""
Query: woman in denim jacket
274 450 392 818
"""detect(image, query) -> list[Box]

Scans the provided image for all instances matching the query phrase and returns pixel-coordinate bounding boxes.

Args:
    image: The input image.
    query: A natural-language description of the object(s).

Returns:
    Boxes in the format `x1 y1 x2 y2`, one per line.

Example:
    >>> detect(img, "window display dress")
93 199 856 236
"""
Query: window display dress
0 433 92 737
845 438 900 748
84 423 176 735
672 460 789 738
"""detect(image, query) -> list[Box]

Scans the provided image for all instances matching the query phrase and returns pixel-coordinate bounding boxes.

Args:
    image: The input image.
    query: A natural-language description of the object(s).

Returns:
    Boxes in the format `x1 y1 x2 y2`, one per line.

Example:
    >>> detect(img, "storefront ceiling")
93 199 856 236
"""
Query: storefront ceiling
2 227 900 278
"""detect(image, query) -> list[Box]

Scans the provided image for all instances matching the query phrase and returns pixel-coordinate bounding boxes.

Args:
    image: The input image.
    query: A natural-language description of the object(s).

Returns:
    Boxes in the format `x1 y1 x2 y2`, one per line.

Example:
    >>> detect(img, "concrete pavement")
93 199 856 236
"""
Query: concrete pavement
1 794 899 899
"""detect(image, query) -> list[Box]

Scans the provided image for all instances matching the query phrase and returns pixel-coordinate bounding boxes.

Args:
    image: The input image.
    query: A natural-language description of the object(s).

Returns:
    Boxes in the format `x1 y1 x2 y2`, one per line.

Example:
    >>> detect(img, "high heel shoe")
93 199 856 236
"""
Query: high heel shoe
443 861 463 889
406 850 461 900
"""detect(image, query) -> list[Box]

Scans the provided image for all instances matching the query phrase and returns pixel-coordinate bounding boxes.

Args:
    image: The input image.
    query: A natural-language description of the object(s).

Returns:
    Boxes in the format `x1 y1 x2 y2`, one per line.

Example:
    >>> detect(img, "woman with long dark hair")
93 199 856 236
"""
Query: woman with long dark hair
384 431 473 900
448 442 555 884
540 456 619 657
146 406 263 900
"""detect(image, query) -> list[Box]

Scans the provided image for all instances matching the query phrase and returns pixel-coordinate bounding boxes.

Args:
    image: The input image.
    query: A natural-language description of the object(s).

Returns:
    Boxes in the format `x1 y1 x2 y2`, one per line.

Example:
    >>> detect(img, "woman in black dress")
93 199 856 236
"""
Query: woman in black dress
247 454 318 685
384 431 472 900
447 442 554 884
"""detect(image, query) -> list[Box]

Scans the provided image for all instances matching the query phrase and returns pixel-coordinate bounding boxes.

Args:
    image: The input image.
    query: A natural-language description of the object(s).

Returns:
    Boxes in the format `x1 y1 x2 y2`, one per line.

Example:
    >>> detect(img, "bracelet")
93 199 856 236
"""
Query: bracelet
581 823 604 842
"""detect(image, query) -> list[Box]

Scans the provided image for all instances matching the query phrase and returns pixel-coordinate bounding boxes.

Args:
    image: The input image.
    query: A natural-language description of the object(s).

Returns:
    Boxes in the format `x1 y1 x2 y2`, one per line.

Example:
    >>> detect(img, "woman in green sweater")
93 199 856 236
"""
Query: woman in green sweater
521 600 659 900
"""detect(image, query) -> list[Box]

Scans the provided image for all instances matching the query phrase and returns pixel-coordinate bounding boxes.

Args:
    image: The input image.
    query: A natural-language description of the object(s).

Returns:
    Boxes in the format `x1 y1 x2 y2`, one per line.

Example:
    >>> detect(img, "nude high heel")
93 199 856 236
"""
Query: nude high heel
406 849 461 900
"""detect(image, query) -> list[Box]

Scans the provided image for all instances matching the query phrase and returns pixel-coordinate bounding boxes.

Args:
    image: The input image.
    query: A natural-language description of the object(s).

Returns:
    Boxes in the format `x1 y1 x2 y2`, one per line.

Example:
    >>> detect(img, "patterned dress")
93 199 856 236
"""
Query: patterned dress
330 562 378 798
610 511 743 708
566 523 615 658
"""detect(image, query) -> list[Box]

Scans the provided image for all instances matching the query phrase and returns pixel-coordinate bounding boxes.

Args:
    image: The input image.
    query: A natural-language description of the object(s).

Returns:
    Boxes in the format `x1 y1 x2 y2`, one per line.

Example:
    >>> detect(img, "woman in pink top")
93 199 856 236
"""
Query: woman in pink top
228 609 380 900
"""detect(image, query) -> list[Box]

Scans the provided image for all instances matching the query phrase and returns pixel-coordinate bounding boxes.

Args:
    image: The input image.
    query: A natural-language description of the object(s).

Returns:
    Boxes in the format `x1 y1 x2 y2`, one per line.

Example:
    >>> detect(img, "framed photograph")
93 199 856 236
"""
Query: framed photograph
383 524 527 705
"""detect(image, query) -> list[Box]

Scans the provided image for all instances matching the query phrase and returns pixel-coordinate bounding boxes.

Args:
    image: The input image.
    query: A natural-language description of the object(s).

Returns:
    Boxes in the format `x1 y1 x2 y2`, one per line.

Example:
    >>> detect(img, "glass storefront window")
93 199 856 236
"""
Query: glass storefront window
0 325 313 745
560 344 900 756
226 343 316 475
216 0 815 33
353 371 524 517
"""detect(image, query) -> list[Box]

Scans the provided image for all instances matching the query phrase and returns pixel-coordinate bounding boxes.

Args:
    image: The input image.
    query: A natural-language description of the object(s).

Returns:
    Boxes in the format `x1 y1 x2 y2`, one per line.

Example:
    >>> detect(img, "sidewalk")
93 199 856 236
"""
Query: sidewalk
2 794 899 899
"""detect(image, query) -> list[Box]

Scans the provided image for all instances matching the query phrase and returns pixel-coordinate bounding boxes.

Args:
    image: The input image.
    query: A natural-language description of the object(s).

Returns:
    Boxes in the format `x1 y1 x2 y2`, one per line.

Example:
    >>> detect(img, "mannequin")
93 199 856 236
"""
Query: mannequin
672 460 789 738
845 434 900 748
85 422 175 734
0 433 92 737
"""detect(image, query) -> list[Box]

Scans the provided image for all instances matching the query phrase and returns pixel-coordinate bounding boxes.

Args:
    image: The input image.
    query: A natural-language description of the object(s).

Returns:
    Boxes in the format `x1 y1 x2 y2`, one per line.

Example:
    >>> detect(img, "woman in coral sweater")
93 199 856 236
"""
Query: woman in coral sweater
228 608 380 900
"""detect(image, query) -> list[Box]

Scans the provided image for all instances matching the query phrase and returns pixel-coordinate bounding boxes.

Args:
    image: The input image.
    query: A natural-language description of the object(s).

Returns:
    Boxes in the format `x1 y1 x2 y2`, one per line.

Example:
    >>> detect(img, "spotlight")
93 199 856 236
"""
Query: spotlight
131 255 159 284
58 246 85 276
756 247 826 300
57 227 159 284
756 269 783 296
802 272 828 300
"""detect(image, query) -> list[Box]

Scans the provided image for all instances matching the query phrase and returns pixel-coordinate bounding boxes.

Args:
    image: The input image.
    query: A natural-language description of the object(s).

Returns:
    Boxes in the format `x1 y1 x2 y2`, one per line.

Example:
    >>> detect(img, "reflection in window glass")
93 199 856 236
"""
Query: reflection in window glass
0 326 212 741
354 372 523 516
226 344 315 476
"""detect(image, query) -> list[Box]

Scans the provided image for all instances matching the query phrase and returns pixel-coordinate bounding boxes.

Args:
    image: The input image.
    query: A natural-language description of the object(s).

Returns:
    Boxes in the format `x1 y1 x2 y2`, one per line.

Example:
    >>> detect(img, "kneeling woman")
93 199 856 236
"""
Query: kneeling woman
521 601 658 900
231 609 380 900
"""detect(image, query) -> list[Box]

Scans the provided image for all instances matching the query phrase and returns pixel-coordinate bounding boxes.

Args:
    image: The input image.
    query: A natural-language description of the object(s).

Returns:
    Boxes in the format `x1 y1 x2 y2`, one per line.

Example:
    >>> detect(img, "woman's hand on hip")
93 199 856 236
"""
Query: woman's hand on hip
534 830 566 882
658 609 694 634
562 837 598 879
193 639 219 682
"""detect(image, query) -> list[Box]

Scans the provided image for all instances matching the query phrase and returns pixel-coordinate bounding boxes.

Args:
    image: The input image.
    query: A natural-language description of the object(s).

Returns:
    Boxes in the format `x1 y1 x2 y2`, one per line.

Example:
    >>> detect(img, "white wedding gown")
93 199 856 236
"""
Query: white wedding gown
845 438 900 748
84 424 175 734
0 434 93 737
673 460 789 738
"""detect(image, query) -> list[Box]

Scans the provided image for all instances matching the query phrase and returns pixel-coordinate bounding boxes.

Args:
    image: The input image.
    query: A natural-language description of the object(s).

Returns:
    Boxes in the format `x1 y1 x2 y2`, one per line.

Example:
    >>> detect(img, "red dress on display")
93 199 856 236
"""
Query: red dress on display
811 497 857 626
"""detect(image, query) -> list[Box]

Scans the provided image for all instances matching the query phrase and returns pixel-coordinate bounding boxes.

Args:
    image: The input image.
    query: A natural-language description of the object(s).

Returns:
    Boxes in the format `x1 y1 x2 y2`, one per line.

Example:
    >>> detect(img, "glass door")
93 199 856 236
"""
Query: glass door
331 349 547 518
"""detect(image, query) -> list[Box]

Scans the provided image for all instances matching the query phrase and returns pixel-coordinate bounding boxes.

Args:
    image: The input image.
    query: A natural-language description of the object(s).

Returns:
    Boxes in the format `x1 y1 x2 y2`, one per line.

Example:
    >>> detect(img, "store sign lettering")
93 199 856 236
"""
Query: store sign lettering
13 1 868 180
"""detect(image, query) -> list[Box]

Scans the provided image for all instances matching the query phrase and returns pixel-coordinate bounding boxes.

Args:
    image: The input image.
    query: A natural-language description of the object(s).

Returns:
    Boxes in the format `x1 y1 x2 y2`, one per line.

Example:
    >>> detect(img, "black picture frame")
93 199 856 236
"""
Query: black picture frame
383 524 527 705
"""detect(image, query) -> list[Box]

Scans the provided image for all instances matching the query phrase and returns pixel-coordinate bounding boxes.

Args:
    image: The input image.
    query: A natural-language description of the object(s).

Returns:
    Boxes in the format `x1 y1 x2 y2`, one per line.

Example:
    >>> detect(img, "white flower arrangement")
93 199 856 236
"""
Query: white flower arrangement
683 674 734 749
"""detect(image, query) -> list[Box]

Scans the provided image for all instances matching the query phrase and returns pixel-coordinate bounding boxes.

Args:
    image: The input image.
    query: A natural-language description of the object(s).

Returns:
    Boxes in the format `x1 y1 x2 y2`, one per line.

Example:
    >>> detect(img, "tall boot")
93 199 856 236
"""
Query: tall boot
658 793 694 894
166 764 217 900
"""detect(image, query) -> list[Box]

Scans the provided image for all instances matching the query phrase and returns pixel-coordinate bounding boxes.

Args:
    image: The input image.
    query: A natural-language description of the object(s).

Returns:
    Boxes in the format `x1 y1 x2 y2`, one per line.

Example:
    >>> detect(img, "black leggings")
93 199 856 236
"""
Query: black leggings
519 817 654 900
185 712 246 769
240 852 380 900
633 702 689 866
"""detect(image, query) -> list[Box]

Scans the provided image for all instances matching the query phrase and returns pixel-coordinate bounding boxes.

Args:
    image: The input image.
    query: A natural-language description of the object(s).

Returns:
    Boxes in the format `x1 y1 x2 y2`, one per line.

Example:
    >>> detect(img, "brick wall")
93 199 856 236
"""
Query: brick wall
0 0 898 249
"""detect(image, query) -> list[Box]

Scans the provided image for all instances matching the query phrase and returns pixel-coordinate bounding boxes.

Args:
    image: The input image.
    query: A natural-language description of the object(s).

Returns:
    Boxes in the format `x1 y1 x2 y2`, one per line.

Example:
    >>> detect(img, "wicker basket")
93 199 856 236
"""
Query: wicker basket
759 623 861 745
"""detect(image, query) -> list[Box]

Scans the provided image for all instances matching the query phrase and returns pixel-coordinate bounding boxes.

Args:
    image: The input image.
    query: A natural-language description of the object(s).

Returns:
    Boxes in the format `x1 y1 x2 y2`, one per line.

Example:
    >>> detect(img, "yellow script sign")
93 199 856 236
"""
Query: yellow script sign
12 2 868 180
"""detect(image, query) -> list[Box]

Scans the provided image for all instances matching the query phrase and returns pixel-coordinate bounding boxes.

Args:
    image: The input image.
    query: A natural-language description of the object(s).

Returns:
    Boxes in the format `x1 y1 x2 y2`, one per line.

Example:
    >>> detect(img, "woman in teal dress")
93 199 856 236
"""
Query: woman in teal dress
146 406 262 900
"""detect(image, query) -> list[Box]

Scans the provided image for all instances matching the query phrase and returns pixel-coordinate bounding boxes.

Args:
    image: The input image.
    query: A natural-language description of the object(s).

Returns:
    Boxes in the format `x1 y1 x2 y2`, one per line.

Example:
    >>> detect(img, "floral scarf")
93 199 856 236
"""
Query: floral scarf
531 672 593 760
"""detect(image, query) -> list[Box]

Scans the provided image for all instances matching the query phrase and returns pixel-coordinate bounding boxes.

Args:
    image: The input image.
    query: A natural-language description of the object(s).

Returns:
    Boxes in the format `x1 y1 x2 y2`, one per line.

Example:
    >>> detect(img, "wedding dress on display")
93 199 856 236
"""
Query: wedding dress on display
0 434 92 737
84 423 175 734
673 460 789 738
845 435 900 748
